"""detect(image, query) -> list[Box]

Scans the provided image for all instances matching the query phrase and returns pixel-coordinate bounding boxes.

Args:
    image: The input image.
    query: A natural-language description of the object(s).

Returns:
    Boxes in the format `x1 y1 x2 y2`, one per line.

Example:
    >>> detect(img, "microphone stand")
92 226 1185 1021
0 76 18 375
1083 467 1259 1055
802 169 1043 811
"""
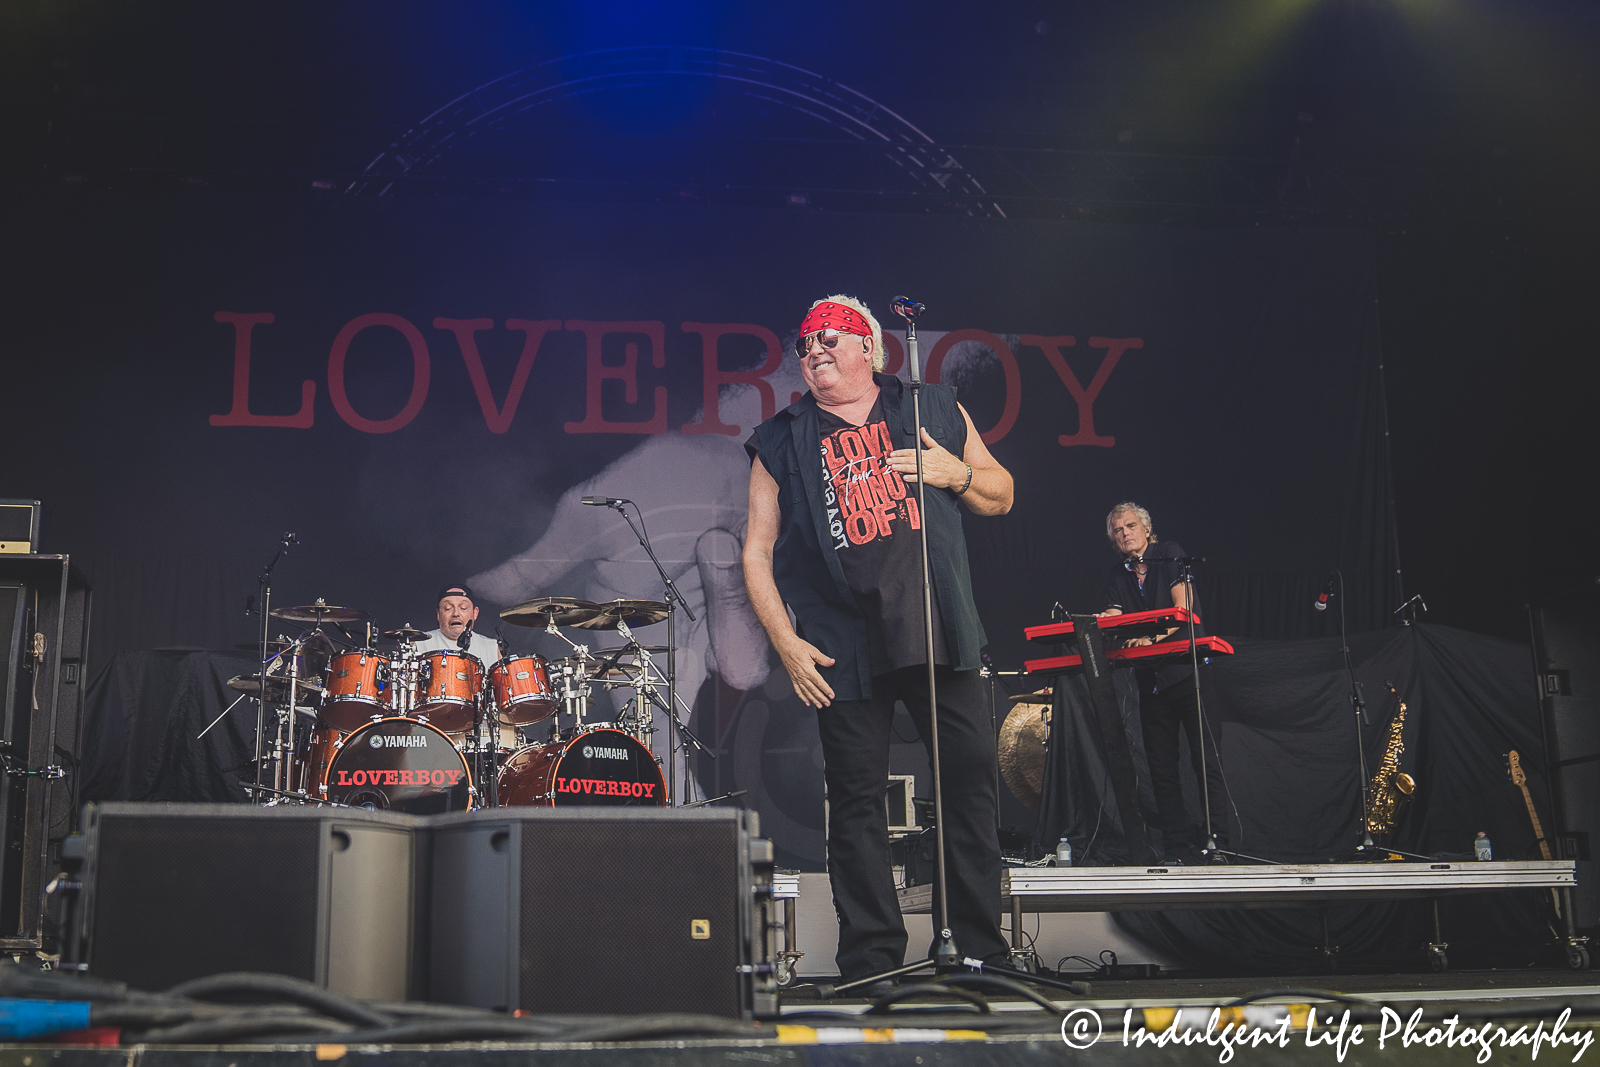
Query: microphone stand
252 533 296 800
606 500 697 803
896 298 959 970
1328 570 1381 857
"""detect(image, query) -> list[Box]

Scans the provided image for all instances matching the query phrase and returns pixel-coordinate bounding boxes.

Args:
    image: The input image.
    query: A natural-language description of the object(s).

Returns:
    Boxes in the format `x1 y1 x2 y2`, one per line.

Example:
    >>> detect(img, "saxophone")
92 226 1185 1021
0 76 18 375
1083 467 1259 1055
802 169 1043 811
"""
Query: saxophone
1365 681 1417 839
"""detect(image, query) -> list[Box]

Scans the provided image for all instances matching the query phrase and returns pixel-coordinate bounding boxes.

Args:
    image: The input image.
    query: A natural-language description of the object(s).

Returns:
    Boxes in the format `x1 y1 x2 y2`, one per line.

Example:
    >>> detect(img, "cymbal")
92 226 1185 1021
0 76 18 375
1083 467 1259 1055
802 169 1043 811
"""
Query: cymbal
501 597 602 627
227 673 324 699
570 599 670 630
1008 688 1053 704
383 626 431 642
998 700 1052 811
594 643 668 655
271 599 371 624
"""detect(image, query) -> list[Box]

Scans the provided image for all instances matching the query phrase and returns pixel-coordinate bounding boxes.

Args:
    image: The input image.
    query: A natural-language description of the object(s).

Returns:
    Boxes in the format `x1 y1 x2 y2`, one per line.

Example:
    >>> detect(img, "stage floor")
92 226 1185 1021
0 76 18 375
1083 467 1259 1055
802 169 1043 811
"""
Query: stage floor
10 970 1598 1066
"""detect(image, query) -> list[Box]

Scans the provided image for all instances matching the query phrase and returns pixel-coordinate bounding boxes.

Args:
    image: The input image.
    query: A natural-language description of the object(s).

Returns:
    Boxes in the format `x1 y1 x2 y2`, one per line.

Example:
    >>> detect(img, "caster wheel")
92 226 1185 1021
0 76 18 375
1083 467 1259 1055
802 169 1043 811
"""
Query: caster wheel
1428 947 1449 973
1566 946 1590 971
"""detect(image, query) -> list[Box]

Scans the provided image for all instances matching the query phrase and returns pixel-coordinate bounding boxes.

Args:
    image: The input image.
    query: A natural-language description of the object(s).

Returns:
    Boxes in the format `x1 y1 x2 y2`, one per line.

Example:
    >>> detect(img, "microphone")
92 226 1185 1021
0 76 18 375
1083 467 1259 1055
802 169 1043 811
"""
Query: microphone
892 296 926 319
980 650 994 669
244 594 255 618
581 497 630 507
457 625 473 653
282 532 300 545
1124 555 1144 572
495 624 509 661
1314 574 1336 612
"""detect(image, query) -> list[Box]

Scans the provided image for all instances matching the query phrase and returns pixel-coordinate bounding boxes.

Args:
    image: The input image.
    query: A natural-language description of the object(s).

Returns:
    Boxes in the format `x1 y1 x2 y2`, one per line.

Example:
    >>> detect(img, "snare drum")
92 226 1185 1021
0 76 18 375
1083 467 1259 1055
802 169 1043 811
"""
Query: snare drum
497 727 666 807
322 717 473 814
415 650 483 732
321 650 392 730
488 655 557 725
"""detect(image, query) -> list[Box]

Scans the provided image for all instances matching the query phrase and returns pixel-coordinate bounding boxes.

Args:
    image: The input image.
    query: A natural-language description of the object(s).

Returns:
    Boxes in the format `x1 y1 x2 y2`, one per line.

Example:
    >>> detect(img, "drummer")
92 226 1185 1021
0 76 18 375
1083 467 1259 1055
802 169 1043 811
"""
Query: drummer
415 585 504 671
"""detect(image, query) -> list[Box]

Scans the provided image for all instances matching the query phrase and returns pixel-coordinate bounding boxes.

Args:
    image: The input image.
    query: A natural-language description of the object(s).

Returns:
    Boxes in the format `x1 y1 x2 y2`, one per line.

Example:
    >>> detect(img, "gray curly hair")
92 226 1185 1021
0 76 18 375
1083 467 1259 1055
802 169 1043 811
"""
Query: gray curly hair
805 293 885 373
1105 502 1157 544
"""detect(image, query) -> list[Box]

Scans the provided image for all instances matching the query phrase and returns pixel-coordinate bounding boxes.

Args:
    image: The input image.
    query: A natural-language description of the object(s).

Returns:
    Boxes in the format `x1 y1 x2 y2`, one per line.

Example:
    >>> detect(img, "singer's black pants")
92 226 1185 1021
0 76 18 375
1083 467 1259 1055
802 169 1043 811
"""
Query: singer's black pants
1139 669 1230 853
815 665 1009 982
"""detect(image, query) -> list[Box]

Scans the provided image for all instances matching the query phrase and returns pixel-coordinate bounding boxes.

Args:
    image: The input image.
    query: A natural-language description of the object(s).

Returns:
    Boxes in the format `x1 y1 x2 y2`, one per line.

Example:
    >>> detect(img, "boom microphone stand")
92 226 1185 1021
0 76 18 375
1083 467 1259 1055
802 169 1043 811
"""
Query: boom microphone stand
252 532 298 798
602 499 697 803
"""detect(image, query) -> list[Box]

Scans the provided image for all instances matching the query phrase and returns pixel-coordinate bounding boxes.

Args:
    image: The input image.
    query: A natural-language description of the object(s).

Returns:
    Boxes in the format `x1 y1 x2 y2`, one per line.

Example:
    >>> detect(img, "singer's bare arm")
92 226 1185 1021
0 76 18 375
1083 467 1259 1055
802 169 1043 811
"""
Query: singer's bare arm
744 458 837 708
886 404 1012 516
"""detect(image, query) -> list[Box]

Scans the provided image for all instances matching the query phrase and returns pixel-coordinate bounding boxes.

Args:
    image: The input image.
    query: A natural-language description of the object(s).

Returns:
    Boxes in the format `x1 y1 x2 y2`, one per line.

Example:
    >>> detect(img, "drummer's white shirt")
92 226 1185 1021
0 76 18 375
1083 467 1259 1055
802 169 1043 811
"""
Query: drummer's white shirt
414 628 504 673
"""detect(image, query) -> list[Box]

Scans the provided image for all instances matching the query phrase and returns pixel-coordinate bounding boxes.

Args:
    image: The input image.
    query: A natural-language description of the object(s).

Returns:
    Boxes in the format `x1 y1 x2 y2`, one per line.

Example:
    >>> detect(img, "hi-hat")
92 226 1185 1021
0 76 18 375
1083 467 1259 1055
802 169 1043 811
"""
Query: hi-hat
501 596 602 627
227 673 324 700
570 599 670 630
383 626 431 642
1009 688 1053 703
271 599 371 624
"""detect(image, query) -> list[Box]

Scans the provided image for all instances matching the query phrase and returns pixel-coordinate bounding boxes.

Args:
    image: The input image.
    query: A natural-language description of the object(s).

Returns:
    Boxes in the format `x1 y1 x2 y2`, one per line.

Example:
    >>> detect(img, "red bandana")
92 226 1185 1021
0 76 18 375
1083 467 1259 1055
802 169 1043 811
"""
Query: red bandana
799 300 872 339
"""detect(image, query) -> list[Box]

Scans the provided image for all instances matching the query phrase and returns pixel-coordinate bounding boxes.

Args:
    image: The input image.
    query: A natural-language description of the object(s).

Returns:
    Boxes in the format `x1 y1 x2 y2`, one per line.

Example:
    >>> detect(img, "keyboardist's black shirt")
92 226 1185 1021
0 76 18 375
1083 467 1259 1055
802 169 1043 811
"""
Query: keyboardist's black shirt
1102 540 1204 692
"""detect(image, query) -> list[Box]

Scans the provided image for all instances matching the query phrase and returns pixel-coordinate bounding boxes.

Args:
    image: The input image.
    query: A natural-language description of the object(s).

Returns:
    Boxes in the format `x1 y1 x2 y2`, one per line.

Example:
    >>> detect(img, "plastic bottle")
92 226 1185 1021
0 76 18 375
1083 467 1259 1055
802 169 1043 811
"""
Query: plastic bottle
1056 835 1073 867
1474 832 1493 861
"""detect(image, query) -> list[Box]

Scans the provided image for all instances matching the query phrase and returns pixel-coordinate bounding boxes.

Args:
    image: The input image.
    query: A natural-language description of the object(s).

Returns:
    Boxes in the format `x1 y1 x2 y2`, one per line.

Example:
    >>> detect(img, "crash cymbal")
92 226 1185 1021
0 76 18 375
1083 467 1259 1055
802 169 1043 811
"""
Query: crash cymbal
1008 688 1053 703
382 626 431 642
270 599 371 624
998 699 1052 811
501 596 602 627
227 673 324 699
570 598 670 630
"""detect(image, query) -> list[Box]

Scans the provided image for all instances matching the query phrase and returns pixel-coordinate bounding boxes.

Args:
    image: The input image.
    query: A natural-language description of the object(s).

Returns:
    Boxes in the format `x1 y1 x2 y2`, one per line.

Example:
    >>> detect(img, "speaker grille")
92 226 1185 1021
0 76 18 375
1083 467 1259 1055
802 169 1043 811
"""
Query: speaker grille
517 817 741 1015
90 814 321 989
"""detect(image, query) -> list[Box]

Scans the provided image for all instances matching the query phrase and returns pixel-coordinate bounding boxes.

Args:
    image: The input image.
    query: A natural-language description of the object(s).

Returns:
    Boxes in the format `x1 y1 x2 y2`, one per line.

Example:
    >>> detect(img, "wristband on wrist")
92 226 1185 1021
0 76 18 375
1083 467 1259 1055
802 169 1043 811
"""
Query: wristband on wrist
955 463 973 496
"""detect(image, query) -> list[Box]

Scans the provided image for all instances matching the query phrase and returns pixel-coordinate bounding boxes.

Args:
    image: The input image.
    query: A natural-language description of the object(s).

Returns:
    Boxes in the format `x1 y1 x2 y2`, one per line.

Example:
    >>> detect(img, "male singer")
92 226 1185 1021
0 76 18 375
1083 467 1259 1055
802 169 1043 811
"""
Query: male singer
743 294 1014 984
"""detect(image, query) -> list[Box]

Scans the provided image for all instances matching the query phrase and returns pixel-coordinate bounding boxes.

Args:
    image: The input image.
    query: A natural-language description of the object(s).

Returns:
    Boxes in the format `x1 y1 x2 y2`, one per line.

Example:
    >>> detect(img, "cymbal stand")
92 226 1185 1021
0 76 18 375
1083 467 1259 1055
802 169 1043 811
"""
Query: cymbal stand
252 532 298 799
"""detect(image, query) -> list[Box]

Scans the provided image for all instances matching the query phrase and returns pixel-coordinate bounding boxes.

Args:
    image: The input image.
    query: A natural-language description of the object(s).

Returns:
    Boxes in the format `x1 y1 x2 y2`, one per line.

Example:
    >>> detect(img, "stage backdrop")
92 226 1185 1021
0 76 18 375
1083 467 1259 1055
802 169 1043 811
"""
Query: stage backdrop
3 191 1399 867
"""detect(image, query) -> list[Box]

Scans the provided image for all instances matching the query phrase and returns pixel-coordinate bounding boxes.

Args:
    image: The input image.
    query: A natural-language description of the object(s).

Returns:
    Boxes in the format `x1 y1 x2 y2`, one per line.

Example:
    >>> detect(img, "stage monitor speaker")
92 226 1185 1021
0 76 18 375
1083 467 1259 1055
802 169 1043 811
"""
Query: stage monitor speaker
80 803 425 998
429 807 776 1018
0 554 89 953
1530 580 1600 930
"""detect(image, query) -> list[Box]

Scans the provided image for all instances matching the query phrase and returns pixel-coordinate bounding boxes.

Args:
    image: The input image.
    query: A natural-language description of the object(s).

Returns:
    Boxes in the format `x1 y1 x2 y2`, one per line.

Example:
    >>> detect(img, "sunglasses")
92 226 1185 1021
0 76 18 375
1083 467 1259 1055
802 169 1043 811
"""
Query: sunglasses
795 328 852 359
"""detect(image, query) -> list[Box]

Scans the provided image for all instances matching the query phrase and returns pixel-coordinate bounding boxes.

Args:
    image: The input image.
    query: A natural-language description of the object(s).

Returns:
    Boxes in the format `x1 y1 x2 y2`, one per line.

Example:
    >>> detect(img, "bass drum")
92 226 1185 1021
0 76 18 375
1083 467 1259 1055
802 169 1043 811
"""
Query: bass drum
322 718 473 814
498 728 666 808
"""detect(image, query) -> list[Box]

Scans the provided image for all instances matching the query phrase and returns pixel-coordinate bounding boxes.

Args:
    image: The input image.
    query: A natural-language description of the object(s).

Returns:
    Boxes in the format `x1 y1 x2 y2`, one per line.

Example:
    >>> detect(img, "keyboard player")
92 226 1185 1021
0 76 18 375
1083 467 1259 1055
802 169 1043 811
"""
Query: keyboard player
1097 502 1229 862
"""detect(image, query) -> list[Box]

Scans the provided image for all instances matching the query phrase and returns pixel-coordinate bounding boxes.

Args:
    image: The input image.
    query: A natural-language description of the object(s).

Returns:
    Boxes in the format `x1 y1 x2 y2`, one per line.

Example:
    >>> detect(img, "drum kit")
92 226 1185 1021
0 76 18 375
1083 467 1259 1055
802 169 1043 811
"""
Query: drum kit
231 595 678 814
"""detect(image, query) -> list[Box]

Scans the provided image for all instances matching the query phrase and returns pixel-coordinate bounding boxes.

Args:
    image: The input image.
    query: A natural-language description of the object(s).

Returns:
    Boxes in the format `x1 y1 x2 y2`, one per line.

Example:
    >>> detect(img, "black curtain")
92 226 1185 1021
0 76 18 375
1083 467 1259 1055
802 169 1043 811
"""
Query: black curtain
1033 623 1562 971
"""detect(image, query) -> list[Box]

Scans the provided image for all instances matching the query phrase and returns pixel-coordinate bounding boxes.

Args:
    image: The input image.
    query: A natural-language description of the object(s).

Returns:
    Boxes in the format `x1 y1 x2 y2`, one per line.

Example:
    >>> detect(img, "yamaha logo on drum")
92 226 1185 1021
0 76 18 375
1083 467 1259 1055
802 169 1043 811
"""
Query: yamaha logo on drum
582 744 629 760
370 733 429 748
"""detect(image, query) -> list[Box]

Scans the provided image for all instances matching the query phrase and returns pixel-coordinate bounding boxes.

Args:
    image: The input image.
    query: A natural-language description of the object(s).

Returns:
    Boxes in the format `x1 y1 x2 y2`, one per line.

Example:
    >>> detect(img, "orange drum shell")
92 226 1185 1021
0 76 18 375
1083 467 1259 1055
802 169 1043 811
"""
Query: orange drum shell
415 650 483 733
321 651 392 730
489 655 557 725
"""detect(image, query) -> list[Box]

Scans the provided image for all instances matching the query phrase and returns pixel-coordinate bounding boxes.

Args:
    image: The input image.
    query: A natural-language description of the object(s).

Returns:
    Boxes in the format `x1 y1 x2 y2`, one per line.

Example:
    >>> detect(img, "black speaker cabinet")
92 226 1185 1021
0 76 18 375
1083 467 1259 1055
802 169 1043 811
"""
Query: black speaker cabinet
81 803 426 998
429 807 776 1018
1530 581 1600 930
0 554 90 952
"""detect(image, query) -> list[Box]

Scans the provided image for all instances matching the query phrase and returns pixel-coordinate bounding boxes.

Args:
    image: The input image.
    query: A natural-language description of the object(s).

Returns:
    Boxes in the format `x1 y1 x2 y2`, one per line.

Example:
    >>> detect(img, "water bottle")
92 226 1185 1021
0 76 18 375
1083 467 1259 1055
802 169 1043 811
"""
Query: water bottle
1474 832 1492 861
1055 835 1073 867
